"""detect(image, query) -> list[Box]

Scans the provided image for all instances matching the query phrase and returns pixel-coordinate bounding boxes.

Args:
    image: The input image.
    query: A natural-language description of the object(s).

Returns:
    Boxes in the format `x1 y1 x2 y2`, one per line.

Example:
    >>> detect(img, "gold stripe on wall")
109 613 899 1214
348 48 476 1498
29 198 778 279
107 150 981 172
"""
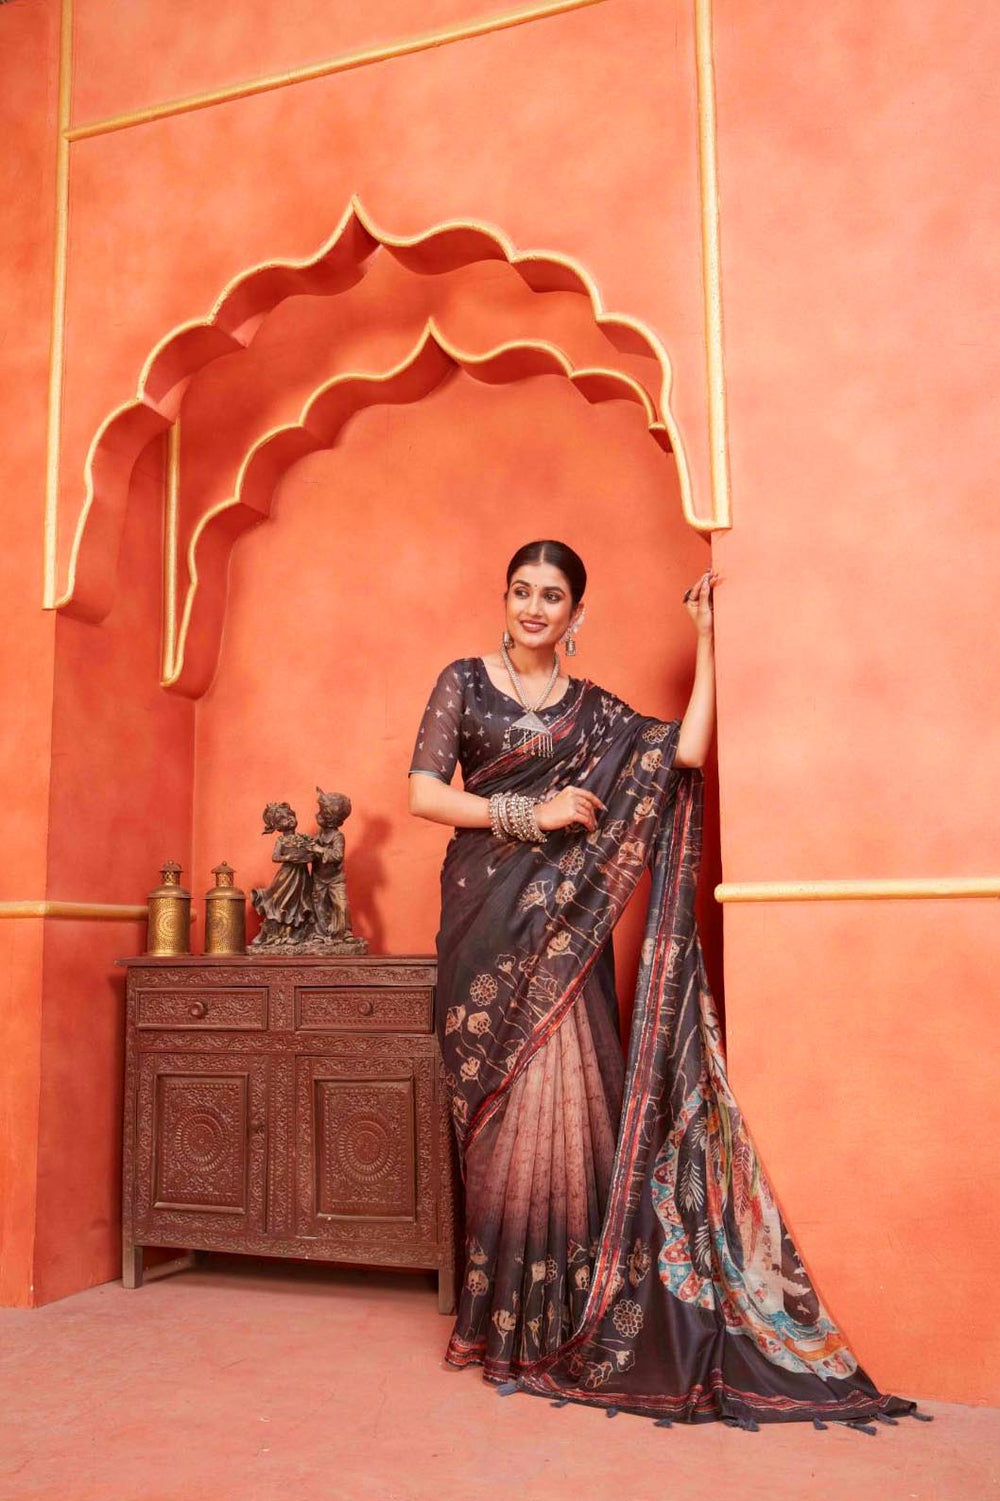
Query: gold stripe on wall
693 0 731 531
43 0 74 608
715 878 1000 903
162 423 180 680
65 0 608 141
0 901 148 921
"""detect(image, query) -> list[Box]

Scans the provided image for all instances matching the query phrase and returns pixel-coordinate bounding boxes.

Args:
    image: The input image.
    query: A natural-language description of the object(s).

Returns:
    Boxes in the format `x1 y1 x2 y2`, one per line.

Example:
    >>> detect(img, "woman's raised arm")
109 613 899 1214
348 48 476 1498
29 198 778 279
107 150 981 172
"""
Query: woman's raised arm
674 569 720 769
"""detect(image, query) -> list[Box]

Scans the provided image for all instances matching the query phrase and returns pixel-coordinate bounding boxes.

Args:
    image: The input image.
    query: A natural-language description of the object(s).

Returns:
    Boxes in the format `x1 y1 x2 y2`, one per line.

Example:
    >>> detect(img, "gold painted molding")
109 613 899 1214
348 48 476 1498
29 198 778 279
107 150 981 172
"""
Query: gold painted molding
694 0 730 531
163 319 673 692
65 0 609 141
44 3 733 607
43 0 74 609
0 901 148 921
162 423 180 680
56 194 699 626
715 879 1000 903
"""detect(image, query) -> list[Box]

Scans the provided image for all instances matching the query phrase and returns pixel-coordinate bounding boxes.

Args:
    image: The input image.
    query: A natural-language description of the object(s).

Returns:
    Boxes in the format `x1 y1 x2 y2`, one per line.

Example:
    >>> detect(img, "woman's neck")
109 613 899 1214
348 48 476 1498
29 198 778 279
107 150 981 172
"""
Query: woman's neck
505 643 559 678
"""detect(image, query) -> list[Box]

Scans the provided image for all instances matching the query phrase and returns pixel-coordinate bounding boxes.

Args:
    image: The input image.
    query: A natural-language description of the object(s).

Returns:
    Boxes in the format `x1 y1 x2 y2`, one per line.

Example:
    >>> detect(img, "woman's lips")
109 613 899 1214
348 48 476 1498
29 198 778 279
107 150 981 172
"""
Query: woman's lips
519 621 546 632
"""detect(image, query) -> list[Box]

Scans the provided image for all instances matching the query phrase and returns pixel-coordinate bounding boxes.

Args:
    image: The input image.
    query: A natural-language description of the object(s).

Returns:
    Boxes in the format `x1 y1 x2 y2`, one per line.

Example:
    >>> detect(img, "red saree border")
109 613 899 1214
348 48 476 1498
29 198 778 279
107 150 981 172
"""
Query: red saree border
465 940 606 1152
464 679 591 795
514 784 693 1369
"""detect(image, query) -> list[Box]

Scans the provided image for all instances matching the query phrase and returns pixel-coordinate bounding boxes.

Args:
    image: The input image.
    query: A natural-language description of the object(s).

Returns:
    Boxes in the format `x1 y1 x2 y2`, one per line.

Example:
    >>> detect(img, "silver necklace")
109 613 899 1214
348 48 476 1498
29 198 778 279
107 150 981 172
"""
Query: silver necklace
500 640 560 757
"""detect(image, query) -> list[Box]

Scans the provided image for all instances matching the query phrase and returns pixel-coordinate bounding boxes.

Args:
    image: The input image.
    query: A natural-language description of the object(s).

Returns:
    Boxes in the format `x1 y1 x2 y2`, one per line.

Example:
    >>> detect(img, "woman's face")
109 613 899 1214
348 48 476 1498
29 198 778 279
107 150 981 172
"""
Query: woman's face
504 562 579 652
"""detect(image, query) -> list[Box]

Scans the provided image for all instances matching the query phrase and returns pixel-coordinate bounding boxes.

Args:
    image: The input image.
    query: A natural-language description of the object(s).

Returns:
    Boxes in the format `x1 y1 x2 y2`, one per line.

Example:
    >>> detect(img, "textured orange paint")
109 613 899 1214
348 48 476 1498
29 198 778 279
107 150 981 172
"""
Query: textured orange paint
30 458 196 1307
2 0 994 1415
56 0 708 589
0 0 60 1306
709 0 1000 1403
70 0 587 126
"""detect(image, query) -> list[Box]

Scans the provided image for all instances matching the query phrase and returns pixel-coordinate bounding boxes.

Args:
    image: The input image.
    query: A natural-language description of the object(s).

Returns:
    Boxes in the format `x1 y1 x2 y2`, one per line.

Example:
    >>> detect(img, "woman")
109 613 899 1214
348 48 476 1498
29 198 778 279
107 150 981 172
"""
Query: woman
408 540 920 1429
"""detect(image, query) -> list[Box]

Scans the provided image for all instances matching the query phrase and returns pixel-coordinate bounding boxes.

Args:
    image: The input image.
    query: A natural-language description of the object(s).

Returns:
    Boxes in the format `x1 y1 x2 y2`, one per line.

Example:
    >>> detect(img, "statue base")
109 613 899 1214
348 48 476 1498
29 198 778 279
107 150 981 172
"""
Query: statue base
248 934 369 956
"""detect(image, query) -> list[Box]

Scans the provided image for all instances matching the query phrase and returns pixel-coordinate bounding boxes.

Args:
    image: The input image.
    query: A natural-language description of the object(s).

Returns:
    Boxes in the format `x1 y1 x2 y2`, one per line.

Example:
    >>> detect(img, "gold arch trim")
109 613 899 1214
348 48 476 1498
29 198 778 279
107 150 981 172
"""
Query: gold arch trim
56 193 702 622
65 0 609 141
43 0 75 608
0 901 148 921
44 1 731 606
715 879 1000 903
694 0 730 533
164 319 674 692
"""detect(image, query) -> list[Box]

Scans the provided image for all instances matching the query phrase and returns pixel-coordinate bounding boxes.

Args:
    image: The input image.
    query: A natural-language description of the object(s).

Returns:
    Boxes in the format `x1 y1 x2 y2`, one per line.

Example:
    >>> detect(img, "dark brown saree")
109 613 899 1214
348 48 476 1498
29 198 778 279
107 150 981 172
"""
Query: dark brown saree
410 659 918 1427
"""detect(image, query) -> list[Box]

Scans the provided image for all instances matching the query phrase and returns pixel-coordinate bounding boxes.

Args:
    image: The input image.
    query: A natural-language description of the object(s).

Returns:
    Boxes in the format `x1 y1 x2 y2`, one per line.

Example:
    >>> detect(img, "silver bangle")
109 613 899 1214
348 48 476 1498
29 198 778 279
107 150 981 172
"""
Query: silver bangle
489 792 545 842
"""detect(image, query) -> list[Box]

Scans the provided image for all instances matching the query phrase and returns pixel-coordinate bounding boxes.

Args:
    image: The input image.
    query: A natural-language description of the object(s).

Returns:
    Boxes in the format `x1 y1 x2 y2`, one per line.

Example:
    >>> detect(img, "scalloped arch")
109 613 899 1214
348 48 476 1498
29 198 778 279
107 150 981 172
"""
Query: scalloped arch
56 196 707 624
166 321 677 697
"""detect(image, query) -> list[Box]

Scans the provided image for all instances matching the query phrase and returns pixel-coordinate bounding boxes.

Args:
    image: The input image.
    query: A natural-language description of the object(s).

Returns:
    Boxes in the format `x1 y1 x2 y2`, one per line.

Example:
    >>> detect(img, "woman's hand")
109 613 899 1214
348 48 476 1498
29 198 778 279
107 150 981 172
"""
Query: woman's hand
683 569 721 638
535 786 606 834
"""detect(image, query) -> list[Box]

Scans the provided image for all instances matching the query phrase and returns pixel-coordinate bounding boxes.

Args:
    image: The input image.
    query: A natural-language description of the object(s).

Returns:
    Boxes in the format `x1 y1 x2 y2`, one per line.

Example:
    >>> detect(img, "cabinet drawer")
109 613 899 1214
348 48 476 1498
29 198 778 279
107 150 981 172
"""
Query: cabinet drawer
136 987 268 1030
294 987 432 1033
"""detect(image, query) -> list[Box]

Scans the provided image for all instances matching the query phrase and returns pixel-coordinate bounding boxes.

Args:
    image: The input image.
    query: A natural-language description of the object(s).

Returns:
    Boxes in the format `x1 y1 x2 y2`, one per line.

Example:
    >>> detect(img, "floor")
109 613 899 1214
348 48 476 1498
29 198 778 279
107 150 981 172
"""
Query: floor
1 1255 996 1501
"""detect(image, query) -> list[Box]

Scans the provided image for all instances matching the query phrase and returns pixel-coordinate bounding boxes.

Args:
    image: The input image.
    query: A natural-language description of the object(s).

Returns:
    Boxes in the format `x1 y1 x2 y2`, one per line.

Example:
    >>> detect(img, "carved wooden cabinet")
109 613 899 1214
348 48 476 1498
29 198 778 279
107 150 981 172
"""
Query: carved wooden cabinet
118 954 456 1312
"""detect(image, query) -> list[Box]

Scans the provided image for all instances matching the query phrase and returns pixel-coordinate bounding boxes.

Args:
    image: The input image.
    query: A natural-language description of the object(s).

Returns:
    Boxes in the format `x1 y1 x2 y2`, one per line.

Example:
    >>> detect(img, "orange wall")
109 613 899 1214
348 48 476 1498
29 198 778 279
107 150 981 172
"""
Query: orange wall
35 458 195 1305
1 0 996 1412
710 0 1000 1402
0 0 59 1305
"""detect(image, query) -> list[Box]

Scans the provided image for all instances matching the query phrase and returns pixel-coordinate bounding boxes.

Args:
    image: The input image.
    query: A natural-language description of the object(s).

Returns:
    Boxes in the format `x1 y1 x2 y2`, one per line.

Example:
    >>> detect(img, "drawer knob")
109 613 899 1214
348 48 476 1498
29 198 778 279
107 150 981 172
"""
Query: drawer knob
359 998 374 1016
188 1000 209 1019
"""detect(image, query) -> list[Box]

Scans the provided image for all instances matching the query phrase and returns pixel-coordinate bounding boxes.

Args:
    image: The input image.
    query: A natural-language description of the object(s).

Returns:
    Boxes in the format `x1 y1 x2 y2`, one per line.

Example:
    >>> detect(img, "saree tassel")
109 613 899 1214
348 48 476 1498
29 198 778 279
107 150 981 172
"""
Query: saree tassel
605 1406 620 1418
653 1418 674 1429
812 1418 829 1430
845 1420 878 1436
908 1409 935 1422
550 1398 571 1408
875 1411 899 1425
496 1380 522 1396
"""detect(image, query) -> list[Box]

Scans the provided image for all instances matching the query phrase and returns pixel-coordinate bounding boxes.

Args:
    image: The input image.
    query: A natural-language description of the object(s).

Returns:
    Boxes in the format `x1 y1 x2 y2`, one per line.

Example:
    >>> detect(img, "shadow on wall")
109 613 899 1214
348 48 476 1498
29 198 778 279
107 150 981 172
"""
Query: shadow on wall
348 814 391 954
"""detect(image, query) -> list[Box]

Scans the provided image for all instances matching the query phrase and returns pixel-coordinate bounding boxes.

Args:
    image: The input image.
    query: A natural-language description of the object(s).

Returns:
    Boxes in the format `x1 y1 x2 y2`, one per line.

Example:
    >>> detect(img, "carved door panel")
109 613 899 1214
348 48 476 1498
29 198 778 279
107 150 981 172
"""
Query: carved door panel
133 1052 269 1244
294 1050 439 1264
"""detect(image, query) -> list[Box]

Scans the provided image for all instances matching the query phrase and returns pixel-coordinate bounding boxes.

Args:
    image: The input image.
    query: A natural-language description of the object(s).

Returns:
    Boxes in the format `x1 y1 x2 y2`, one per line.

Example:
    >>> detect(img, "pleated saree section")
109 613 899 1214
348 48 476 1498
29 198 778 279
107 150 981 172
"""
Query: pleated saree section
447 977 624 1376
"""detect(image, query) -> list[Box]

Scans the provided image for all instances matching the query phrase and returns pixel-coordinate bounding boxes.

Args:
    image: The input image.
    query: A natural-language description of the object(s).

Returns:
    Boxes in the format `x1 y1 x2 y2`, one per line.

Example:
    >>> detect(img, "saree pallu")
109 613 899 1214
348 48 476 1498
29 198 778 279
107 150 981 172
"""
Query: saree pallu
429 673 916 1427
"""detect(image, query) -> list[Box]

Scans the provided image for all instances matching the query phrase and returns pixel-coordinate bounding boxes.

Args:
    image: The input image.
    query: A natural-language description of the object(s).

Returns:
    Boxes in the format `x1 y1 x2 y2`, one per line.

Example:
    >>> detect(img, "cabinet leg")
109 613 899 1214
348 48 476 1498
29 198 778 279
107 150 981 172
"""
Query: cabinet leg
438 1262 456 1316
122 1237 144 1290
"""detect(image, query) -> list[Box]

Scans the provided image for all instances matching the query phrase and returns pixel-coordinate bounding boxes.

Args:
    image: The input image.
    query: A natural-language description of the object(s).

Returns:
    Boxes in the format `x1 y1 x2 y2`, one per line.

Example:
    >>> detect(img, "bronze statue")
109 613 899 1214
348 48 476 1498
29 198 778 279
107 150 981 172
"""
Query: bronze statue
312 788 354 941
250 792 367 954
250 802 316 947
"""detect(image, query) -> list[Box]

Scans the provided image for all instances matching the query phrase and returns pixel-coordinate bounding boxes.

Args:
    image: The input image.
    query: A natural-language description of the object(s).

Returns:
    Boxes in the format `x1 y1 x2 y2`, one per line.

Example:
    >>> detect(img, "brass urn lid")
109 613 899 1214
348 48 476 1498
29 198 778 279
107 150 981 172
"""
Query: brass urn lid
148 861 191 900
206 862 245 900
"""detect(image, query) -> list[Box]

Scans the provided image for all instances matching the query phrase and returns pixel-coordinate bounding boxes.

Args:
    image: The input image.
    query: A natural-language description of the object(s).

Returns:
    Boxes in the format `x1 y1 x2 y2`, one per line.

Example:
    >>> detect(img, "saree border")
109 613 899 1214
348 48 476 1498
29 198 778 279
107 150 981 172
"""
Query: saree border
509 779 913 1422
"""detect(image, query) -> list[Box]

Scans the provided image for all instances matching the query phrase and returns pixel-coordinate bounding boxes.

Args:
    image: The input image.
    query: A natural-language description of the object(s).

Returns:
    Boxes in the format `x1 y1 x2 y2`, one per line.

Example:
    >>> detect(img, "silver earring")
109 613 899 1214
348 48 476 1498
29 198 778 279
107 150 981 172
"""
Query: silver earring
502 629 513 649
564 605 585 657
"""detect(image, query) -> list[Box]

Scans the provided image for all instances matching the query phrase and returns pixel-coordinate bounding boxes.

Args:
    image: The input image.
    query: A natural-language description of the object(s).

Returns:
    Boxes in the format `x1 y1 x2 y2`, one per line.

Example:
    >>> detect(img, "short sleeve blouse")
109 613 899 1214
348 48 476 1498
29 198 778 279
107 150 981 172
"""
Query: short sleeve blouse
409 658 581 785
408 661 468 783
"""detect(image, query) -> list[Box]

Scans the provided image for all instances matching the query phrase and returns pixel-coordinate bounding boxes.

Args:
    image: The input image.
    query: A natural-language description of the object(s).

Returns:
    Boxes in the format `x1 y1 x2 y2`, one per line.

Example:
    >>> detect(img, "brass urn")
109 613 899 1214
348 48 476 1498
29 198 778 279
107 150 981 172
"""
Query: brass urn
146 861 192 956
204 862 247 954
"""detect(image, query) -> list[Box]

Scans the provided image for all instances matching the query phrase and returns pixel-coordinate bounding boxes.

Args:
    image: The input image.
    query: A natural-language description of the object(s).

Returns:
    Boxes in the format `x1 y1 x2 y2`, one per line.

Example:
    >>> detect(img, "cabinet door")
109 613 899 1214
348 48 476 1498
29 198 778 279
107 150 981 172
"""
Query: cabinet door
133 1051 268 1246
294 1047 440 1267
